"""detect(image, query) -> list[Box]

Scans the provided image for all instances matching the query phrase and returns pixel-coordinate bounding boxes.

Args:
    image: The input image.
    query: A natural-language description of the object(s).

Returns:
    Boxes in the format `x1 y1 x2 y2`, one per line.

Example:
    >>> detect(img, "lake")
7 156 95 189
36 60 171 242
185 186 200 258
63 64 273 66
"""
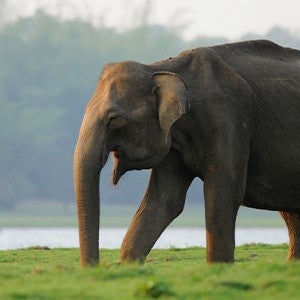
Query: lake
0 227 288 250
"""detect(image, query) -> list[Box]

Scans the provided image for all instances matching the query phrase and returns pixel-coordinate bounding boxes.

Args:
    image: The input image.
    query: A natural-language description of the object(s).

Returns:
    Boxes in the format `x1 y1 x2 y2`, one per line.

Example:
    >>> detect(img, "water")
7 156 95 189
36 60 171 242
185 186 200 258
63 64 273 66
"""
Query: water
0 227 288 250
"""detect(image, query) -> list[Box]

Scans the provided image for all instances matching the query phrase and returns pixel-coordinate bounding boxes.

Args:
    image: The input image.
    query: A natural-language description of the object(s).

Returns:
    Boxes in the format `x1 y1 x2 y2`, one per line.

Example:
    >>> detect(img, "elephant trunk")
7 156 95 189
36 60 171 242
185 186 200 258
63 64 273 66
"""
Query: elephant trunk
73 106 108 267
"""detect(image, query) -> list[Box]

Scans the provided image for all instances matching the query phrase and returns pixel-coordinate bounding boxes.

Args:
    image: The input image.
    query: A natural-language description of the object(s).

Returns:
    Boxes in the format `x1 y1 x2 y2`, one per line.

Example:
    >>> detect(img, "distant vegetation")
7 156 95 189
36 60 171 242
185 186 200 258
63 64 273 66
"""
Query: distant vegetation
0 9 299 210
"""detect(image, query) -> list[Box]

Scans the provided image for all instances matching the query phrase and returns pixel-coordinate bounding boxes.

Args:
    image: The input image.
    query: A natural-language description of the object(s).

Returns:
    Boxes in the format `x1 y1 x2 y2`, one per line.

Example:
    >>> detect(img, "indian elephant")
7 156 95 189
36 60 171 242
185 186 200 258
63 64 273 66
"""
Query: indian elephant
74 40 300 267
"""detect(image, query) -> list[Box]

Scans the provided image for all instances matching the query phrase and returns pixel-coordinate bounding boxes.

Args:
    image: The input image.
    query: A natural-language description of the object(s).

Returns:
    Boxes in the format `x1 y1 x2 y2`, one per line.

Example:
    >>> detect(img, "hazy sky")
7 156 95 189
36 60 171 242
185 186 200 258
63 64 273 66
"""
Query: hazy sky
6 0 300 39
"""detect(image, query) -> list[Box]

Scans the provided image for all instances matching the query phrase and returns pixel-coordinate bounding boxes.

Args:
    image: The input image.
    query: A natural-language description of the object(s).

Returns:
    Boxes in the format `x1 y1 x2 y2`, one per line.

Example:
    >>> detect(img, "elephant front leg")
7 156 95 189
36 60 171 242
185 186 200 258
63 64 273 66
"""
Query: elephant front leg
120 151 194 262
204 172 245 263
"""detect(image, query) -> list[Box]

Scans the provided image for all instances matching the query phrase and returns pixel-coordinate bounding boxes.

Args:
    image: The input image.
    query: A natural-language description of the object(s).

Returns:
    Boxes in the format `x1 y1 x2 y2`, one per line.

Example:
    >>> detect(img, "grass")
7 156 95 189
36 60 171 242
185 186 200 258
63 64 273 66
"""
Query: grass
1 245 299 299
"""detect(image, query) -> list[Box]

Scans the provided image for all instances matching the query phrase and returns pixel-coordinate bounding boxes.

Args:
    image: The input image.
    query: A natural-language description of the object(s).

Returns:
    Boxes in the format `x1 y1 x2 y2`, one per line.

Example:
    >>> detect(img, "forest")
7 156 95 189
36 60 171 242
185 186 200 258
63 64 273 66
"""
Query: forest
0 9 299 210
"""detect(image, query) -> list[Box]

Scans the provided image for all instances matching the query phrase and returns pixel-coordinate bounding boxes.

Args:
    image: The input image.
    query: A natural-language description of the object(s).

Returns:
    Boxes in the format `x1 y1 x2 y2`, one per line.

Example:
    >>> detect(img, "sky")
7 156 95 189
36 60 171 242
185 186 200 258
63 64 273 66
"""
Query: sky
3 0 300 40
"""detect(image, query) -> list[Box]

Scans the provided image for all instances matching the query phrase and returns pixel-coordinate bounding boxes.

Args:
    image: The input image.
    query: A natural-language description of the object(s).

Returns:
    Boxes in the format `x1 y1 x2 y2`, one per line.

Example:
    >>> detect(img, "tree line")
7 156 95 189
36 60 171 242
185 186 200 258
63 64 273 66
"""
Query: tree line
0 10 299 209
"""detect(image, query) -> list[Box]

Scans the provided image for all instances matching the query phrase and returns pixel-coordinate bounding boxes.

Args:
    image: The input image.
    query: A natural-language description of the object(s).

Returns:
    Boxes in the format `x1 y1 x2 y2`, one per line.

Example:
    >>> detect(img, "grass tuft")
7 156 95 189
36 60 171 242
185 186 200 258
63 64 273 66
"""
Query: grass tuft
220 281 254 291
22 246 51 251
136 279 175 298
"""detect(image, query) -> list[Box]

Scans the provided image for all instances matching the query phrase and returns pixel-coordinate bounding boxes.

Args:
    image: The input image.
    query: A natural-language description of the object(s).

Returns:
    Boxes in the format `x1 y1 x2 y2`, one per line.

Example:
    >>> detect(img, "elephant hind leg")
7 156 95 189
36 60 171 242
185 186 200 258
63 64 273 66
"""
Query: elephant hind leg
279 211 300 261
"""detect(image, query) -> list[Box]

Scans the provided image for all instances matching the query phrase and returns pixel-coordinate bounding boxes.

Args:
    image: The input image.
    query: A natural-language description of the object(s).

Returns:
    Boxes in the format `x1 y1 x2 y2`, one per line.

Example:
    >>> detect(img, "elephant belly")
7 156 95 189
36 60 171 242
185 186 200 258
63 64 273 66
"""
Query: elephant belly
244 174 300 211
244 129 300 211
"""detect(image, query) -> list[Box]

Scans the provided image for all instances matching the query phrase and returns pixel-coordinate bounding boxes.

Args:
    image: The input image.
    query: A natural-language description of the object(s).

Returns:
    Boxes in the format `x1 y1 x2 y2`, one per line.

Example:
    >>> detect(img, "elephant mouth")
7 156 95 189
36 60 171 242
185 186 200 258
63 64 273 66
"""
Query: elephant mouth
113 145 143 185
112 148 127 185
112 146 159 185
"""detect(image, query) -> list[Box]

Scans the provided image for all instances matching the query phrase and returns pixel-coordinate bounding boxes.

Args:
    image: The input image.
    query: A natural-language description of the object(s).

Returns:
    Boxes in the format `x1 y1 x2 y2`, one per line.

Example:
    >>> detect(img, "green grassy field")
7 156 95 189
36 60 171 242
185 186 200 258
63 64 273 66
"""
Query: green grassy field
1 245 299 299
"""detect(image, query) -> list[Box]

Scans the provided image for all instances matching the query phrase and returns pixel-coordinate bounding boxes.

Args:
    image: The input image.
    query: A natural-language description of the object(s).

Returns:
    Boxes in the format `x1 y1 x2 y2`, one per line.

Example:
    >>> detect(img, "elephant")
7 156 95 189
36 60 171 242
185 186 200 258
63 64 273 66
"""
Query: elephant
74 40 300 267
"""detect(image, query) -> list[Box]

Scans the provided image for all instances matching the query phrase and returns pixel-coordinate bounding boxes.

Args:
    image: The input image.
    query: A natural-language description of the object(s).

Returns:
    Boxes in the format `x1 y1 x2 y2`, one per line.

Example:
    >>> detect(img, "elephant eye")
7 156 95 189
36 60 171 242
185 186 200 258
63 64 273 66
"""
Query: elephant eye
107 113 129 129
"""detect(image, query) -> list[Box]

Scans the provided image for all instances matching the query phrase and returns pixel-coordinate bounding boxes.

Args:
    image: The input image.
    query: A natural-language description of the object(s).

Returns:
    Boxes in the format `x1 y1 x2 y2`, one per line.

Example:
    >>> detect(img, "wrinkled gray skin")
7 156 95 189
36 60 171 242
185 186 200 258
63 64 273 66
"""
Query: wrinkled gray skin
74 40 300 267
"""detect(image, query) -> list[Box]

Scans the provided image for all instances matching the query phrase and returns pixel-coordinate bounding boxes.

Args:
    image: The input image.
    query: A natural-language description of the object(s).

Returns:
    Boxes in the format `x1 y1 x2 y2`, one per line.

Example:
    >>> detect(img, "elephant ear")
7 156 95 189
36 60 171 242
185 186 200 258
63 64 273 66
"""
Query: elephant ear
152 71 189 144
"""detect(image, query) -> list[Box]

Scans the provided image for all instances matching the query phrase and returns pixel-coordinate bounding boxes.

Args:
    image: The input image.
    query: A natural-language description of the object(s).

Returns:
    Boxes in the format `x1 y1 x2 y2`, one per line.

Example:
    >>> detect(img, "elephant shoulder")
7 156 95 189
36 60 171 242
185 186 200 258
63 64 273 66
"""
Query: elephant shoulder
197 48 254 98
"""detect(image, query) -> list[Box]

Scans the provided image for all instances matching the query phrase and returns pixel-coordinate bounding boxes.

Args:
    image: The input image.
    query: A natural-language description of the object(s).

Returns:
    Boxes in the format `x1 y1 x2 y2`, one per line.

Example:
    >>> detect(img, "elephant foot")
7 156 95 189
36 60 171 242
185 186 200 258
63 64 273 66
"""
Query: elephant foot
206 251 235 264
120 248 146 263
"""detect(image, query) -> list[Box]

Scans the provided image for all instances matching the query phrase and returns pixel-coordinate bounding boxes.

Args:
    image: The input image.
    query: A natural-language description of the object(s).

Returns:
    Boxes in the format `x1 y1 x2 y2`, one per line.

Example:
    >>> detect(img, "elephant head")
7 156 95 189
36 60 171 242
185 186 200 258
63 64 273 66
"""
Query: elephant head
74 61 190 266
